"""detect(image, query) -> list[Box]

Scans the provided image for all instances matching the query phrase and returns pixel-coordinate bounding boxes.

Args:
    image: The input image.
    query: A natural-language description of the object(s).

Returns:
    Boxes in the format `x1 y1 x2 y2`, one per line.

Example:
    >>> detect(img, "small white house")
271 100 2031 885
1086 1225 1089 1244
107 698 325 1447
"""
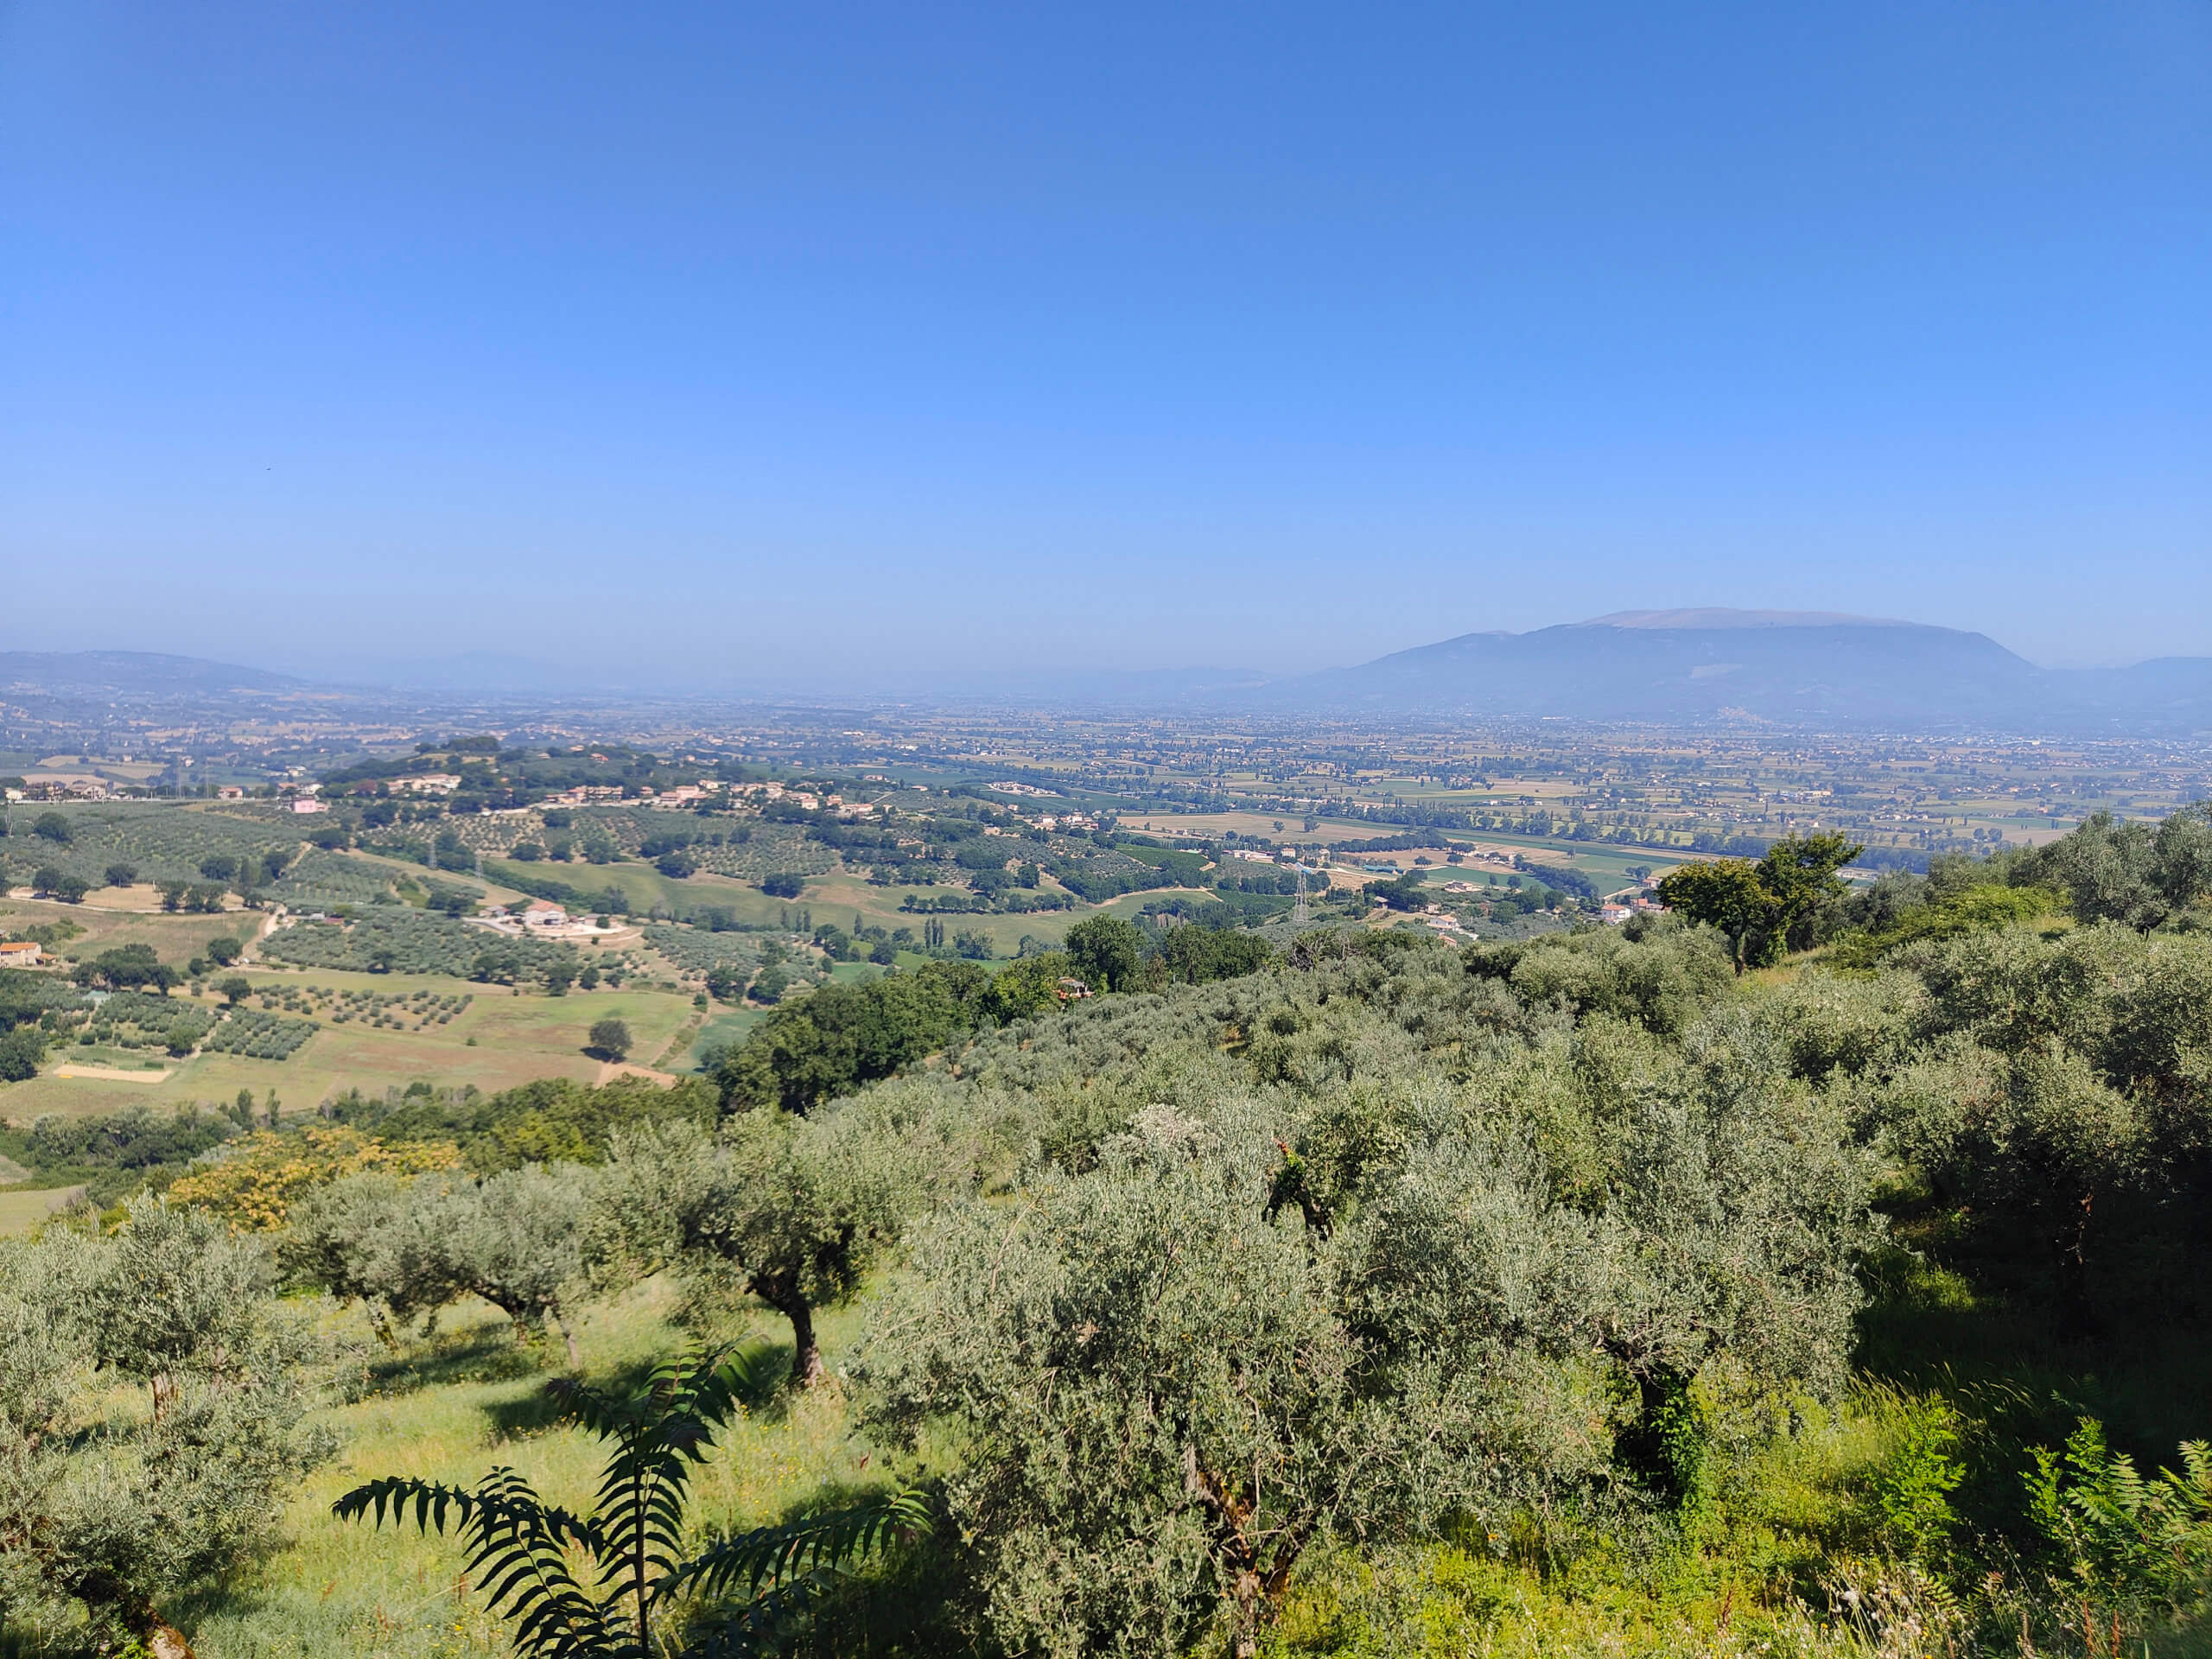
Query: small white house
521 900 568 928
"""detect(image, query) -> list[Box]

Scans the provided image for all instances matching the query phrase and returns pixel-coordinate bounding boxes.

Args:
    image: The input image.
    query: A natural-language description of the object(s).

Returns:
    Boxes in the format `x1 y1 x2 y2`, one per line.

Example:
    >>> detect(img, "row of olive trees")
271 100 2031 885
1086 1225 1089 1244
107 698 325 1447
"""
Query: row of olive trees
283 1162 595 1362
283 1109 915 1390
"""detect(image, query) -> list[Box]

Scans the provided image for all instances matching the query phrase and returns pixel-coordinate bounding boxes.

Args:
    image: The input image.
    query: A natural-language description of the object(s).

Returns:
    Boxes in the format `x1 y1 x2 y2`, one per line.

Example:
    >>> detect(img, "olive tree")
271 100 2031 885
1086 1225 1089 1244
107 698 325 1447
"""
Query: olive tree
79 1192 280 1423
859 1100 1603 1659
284 1165 597 1363
435 1163 597 1363
1579 1010 1881 1502
601 1112 915 1388
0 1200 330 1656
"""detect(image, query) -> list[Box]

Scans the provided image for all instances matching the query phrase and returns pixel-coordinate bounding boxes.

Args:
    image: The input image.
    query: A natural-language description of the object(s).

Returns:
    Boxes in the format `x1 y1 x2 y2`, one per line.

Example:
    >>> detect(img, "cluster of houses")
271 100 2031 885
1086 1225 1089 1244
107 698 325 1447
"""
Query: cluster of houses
9 777 114 802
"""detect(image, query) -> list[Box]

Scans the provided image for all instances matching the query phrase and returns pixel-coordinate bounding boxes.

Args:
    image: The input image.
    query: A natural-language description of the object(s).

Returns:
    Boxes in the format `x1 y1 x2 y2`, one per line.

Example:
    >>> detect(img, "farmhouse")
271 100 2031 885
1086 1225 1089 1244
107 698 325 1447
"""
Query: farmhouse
0 941 43 965
520 900 569 928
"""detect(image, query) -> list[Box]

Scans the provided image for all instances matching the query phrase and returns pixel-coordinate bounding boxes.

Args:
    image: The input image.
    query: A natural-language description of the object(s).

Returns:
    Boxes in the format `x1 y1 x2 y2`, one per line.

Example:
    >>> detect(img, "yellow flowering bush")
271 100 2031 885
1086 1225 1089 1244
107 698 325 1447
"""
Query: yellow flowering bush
167 1125 462 1230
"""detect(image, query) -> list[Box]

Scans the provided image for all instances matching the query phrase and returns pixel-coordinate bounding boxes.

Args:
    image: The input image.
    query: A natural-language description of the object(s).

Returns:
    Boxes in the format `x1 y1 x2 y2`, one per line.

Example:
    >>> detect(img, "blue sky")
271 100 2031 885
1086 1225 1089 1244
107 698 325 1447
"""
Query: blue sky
3 0 2208 682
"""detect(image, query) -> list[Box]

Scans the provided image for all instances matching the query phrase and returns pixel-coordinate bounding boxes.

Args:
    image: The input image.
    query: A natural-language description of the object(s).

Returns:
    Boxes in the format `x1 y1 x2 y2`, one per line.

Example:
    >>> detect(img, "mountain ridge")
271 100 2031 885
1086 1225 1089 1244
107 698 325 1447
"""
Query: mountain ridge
0 650 305 695
1264 611 2210 732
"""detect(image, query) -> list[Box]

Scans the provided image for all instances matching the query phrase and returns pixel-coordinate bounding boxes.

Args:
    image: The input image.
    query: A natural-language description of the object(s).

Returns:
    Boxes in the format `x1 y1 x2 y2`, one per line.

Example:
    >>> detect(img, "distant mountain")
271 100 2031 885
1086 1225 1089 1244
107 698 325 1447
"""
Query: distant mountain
0 651 303 696
1265 612 2212 732
2 623 2206 734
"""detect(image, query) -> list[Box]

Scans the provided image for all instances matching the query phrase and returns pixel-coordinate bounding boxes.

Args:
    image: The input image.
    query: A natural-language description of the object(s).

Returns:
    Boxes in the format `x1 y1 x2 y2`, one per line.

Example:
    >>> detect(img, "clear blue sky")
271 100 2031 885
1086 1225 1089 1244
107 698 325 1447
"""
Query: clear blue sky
4 1 2208 682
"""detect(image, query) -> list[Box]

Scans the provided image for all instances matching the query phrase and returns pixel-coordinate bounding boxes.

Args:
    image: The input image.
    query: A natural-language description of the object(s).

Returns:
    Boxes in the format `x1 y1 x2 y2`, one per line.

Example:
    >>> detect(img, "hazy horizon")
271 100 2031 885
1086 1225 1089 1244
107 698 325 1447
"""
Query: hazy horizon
4 604 2205 700
5 2 2208 677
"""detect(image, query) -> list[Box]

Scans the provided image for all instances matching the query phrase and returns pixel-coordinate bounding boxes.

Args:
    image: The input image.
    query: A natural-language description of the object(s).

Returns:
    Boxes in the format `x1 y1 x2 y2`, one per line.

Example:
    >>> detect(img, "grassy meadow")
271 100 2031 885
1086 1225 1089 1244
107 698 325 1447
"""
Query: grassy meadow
173 1282 888 1659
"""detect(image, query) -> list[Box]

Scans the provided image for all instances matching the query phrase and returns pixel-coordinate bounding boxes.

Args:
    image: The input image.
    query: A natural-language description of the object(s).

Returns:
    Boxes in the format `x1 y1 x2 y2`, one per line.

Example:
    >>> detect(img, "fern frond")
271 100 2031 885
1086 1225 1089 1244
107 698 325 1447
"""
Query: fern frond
336 1470 625 1658
682 1573 842 1659
333 1471 602 1552
664 1484 936 1605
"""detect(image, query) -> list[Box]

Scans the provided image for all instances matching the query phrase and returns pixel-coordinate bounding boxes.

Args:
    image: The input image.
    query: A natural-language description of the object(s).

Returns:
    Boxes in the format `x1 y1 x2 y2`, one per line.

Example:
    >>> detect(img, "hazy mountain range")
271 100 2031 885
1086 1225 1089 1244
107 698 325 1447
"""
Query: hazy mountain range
1273 610 2212 731
5 612 2211 733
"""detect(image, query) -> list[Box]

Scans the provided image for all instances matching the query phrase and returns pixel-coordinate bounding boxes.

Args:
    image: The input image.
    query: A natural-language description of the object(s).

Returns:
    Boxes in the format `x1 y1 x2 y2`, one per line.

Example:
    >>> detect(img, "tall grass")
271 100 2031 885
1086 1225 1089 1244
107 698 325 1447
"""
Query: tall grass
172 1280 883 1659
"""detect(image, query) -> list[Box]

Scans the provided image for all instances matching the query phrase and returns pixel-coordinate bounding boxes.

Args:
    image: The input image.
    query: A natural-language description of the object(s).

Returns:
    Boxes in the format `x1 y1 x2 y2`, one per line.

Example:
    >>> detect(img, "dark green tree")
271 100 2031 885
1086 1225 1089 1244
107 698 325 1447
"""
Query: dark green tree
1655 833 1860 970
715 961 990 1115
1064 913 1146 993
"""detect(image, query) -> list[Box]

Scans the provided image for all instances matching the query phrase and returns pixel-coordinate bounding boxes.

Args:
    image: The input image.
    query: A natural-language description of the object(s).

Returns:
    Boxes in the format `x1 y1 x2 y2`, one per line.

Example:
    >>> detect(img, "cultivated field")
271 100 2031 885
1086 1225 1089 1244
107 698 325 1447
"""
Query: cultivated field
0 972 701 1123
0 894 259 959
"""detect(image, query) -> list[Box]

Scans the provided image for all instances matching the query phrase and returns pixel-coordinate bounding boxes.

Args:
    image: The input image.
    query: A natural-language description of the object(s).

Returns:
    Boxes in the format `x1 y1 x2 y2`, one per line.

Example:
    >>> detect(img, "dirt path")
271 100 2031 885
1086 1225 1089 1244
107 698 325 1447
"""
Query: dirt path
592 1060 679 1087
241 906 282 963
51 1064 175 1084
